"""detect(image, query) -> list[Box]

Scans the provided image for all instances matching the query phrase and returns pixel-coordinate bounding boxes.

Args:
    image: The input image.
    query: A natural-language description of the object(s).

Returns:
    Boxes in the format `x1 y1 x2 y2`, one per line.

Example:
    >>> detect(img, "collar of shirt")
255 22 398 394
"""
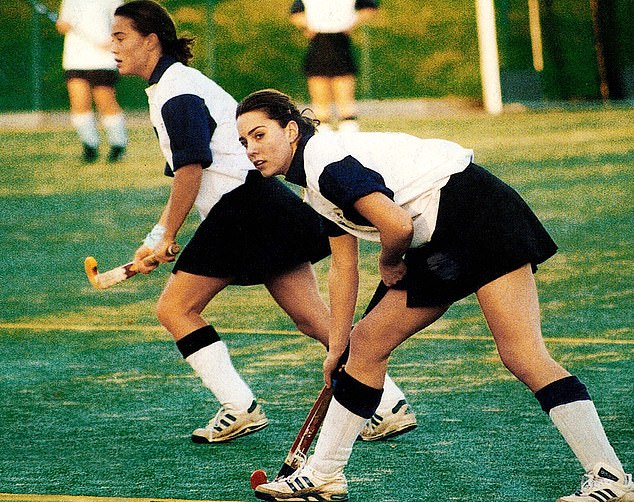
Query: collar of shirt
286 131 314 187
148 55 178 84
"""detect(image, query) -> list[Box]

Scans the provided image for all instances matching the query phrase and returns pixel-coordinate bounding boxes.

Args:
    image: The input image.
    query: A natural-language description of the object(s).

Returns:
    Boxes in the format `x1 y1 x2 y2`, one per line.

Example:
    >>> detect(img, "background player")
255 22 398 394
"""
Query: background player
290 0 378 133
111 1 414 444
236 89 633 502
57 0 128 163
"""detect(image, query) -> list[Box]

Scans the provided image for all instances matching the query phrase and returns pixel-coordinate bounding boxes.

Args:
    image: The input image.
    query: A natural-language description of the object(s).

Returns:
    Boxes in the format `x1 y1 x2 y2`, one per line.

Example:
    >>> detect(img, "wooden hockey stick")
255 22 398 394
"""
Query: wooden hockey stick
250 384 333 489
84 244 180 290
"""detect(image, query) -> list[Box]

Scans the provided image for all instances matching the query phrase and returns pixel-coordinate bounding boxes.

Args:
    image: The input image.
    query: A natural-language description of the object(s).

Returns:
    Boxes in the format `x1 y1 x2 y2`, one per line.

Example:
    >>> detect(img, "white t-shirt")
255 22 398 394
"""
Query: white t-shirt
291 0 378 33
145 59 253 220
58 0 121 70
286 131 473 247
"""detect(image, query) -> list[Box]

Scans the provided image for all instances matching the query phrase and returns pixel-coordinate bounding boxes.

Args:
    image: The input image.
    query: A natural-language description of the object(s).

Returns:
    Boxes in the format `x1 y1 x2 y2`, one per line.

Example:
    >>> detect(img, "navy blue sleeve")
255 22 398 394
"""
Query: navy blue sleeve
318 156 394 212
161 94 216 171
290 0 304 14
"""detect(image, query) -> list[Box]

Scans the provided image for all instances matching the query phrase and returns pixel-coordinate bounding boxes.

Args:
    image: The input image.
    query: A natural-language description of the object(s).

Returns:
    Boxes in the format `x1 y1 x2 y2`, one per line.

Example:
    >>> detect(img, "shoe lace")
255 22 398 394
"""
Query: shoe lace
578 473 611 494
209 406 234 430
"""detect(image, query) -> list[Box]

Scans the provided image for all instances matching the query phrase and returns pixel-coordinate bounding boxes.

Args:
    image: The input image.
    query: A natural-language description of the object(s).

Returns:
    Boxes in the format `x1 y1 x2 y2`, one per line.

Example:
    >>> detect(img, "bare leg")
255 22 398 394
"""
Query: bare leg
346 288 449 389
66 78 93 113
331 74 357 120
92 85 122 116
156 271 232 340
476 263 569 391
307 76 334 124
265 263 330 346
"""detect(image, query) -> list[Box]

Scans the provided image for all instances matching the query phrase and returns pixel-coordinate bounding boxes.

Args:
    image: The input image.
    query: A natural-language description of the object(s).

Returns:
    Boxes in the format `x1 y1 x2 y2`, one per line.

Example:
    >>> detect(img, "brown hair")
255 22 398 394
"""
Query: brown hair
236 89 317 137
115 0 194 65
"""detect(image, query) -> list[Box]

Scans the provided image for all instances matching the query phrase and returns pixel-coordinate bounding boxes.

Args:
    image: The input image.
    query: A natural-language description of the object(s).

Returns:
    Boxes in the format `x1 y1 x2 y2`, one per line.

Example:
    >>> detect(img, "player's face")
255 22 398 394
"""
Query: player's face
111 16 154 79
237 110 299 178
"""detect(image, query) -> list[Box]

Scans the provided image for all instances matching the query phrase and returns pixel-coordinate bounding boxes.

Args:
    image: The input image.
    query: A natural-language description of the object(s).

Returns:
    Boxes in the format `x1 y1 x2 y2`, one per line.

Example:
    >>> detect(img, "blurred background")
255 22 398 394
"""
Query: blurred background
2 0 633 113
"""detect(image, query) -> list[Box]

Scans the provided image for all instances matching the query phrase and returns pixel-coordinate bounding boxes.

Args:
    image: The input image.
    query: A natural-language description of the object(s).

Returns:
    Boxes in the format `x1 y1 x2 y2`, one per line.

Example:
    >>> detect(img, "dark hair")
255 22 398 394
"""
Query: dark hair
236 89 317 137
114 0 194 65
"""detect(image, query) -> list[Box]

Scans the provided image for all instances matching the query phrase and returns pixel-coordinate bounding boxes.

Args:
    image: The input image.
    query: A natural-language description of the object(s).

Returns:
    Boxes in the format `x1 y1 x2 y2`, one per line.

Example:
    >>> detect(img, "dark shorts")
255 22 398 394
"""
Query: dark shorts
304 33 358 77
64 69 119 87
173 171 331 285
394 164 558 307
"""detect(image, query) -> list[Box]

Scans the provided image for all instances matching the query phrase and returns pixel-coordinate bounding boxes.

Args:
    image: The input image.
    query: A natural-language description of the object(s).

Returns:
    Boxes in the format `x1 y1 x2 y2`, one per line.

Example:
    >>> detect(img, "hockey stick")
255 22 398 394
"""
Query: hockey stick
84 244 180 290
250 384 333 489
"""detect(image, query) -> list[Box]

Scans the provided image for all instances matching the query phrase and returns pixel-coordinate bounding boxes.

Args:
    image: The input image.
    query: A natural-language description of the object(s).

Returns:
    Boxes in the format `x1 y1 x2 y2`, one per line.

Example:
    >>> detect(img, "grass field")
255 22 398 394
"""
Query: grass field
1 106 632 502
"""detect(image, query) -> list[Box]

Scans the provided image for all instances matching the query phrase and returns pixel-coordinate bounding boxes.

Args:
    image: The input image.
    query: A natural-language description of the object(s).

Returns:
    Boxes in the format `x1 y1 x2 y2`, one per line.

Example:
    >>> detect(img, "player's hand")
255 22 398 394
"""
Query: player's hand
323 348 345 388
153 239 178 264
378 257 407 286
133 245 159 274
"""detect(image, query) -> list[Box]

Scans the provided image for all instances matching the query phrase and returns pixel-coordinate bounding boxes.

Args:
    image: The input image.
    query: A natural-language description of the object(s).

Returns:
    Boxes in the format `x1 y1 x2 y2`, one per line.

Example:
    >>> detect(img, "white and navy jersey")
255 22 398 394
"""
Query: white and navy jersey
58 0 121 70
290 0 379 33
286 131 473 247
145 57 253 220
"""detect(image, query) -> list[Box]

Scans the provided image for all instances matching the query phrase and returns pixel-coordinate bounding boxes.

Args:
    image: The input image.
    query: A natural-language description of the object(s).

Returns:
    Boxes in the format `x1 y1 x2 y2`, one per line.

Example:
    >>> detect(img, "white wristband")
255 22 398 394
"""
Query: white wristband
143 224 166 250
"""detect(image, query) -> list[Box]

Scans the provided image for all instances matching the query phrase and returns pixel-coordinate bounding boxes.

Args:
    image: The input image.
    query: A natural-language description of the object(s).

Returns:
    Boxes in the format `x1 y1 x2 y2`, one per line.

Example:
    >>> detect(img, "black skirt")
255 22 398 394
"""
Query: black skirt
303 33 358 77
396 164 558 307
173 171 331 285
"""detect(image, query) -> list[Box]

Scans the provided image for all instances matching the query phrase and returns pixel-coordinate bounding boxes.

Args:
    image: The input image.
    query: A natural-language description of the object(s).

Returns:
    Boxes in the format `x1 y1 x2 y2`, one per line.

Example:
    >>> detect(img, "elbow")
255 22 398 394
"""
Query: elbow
396 218 414 246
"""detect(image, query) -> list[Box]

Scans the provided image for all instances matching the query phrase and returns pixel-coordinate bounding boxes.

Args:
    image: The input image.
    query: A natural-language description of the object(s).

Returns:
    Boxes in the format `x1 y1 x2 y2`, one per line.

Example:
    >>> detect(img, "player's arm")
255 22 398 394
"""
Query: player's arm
158 163 202 257
354 192 413 286
324 232 359 386
133 163 201 273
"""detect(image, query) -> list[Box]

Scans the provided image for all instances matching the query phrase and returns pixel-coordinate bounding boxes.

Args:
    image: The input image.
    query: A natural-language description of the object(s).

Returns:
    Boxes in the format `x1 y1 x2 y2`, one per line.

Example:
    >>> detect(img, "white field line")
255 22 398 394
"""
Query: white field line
0 323 632 346
0 493 240 502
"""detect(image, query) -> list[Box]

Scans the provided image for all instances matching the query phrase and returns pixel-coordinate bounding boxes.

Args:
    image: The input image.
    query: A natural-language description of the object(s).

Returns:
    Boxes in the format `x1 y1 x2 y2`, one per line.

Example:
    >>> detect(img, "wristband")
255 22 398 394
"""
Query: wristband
143 224 166 251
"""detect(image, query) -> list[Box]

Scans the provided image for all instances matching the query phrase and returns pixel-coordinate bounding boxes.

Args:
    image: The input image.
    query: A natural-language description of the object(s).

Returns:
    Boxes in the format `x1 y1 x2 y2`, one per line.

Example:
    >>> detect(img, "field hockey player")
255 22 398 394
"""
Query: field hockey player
110 1 416 445
236 89 633 502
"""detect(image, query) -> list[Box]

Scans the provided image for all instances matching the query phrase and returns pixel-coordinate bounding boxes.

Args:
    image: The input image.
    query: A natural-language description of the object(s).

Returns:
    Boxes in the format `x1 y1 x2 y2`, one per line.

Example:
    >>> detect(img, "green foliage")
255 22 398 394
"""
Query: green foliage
4 0 632 112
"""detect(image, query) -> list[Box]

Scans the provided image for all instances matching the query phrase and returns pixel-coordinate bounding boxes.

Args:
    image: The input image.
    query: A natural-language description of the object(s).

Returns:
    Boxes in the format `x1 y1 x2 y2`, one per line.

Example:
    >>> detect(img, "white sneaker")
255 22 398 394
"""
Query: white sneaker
359 399 417 441
254 462 348 501
191 400 268 443
557 463 634 502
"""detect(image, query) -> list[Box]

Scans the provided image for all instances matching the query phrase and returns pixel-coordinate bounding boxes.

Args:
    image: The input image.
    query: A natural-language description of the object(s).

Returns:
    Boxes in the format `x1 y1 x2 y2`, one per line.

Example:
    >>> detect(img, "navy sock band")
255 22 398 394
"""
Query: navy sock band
333 369 383 419
175 325 221 359
534 375 591 413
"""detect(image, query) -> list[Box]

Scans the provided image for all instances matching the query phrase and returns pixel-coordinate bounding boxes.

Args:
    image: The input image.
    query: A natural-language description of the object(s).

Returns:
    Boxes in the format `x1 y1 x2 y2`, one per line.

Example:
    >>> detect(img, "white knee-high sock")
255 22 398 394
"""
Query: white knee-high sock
308 397 368 477
70 112 99 147
375 373 406 415
101 113 127 147
549 400 624 473
185 341 254 411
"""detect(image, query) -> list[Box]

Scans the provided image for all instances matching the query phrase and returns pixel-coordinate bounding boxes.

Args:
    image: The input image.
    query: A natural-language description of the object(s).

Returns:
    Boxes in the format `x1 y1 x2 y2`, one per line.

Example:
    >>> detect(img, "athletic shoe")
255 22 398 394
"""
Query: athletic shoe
557 463 634 502
254 462 348 501
82 144 98 163
191 400 268 443
359 398 417 441
107 145 126 163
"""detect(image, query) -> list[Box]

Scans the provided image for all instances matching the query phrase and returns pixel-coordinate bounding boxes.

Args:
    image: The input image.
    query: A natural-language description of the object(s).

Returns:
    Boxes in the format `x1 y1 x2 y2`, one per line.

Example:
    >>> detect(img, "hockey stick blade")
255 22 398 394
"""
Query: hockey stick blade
84 244 180 290
249 469 268 489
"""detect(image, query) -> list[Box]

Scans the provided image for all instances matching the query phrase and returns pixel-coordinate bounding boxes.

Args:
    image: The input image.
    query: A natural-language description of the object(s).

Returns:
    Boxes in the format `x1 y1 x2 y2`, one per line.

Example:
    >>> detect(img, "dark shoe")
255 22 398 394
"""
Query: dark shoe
107 145 126 163
82 144 99 163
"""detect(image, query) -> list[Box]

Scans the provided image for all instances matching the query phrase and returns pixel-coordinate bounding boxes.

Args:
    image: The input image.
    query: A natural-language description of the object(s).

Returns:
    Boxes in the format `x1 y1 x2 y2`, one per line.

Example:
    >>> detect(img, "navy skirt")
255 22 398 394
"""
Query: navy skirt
394 164 558 307
304 33 358 77
173 171 331 285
